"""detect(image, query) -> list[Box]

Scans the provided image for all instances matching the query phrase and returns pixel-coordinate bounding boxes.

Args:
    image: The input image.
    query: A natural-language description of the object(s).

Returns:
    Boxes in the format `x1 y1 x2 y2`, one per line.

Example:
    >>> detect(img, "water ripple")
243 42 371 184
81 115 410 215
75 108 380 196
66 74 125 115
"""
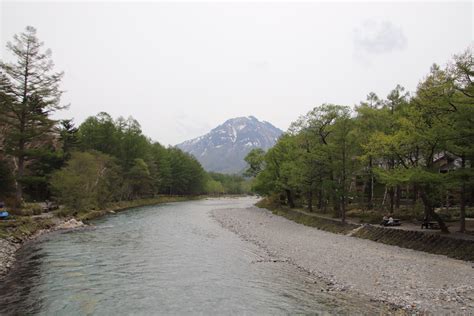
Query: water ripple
0 198 381 315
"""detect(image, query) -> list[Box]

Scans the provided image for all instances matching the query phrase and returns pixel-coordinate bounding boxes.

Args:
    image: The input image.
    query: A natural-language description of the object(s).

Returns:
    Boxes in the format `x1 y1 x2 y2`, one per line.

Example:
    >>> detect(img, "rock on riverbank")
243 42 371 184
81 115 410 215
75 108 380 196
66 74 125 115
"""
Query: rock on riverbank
0 238 21 277
212 206 474 313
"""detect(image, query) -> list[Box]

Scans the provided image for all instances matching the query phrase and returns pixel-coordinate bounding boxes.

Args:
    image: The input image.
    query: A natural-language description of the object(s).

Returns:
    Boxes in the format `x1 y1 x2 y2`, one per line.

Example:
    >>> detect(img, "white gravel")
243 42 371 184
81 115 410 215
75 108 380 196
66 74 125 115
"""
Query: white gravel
212 205 474 313
0 238 21 277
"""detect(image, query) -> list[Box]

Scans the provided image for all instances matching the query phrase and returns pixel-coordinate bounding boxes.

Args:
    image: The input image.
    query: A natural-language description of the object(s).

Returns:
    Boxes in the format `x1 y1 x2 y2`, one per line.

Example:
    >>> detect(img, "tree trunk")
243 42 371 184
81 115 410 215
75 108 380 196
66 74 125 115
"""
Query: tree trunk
317 185 323 210
471 162 474 207
389 187 394 214
395 185 401 210
341 195 346 224
331 176 339 215
366 157 374 210
15 157 24 202
412 184 418 206
341 142 347 224
420 187 449 233
15 136 25 203
459 155 466 233
285 189 295 208
307 190 313 212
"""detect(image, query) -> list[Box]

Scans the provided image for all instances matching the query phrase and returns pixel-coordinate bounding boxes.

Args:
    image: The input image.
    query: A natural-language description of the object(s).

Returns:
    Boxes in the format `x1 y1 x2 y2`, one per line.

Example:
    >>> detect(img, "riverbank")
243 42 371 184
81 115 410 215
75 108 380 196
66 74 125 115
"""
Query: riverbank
258 200 474 262
212 204 474 313
0 195 201 279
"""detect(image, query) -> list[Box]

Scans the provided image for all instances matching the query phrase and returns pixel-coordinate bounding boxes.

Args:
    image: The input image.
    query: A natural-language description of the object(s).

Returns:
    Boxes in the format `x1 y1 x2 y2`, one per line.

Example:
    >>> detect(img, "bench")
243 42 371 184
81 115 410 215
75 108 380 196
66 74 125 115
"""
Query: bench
421 221 440 229
42 201 58 212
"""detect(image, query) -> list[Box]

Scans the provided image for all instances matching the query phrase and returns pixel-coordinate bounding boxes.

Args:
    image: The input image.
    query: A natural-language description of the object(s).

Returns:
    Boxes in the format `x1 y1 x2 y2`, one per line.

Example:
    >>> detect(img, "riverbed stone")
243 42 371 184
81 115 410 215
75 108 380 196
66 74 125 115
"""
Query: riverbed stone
212 205 474 313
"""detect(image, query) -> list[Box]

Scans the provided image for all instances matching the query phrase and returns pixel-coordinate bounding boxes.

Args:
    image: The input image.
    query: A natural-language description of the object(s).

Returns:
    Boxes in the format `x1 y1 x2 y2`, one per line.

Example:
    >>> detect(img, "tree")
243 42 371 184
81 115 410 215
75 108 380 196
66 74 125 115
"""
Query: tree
445 49 474 232
288 118 327 212
355 93 389 209
330 108 357 223
149 142 172 194
244 148 265 177
205 178 225 195
59 119 80 159
369 65 453 233
125 158 153 199
78 112 120 156
168 147 206 195
0 26 65 202
0 159 15 199
384 85 409 212
252 134 300 207
302 104 350 215
117 117 150 169
50 151 122 211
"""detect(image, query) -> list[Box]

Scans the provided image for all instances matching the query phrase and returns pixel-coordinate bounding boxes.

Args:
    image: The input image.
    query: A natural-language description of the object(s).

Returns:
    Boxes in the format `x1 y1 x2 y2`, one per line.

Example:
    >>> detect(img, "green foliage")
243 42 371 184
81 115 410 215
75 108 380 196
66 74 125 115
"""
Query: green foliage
207 172 249 194
75 113 208 200
253 48 474 232
244 148 265 177
124 158 153 199
49 115 210 212
50 151 122 211
205 179 225 194
168 147 206 195
59 119 80 158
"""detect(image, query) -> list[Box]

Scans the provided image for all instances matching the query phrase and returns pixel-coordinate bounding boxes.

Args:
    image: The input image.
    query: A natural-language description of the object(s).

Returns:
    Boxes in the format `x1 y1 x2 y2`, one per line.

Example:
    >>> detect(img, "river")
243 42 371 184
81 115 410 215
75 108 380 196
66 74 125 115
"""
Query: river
0 197 382 315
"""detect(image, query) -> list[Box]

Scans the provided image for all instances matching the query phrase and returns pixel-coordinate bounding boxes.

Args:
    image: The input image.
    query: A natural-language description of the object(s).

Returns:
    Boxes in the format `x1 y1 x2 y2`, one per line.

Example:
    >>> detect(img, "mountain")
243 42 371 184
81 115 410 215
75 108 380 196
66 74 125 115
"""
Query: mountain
176 116 283 174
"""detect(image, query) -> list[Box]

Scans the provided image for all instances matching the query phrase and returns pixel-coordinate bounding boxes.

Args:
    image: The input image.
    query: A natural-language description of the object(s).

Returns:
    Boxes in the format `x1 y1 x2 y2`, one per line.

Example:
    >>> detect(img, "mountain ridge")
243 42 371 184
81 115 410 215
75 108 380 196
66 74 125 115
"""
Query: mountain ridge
176 116 283 174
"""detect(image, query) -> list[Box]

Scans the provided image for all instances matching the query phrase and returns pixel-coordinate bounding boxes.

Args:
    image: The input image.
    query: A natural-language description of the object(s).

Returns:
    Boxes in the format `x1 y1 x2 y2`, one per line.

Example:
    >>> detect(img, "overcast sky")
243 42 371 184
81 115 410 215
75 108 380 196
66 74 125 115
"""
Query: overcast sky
1 1 472 145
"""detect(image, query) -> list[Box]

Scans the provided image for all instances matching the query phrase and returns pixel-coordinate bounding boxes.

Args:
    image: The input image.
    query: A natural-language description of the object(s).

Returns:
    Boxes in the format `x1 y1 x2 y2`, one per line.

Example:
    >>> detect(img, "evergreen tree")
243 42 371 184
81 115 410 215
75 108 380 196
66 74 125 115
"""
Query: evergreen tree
0 26 64 202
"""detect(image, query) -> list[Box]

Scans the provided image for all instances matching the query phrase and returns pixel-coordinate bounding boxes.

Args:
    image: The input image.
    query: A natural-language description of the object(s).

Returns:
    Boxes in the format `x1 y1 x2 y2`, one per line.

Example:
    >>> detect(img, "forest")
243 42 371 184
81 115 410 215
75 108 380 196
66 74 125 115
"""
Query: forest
246 49 474 234
0 26 247 215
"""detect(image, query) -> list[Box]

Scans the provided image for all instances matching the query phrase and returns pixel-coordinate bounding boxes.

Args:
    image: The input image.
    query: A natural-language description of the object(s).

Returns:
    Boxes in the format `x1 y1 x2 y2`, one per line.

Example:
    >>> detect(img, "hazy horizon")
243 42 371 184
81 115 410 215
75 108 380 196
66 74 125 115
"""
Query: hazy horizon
1 1 472 145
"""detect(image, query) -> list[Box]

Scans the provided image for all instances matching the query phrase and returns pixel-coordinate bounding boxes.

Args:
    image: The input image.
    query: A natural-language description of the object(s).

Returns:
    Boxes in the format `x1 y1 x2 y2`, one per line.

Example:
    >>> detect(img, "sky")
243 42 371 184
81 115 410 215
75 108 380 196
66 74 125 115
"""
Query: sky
1 1 473 146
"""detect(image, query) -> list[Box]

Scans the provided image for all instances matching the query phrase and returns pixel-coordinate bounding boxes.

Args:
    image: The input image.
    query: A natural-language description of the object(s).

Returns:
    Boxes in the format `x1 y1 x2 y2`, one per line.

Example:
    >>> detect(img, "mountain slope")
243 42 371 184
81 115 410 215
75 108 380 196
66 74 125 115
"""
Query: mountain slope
176 116 283 174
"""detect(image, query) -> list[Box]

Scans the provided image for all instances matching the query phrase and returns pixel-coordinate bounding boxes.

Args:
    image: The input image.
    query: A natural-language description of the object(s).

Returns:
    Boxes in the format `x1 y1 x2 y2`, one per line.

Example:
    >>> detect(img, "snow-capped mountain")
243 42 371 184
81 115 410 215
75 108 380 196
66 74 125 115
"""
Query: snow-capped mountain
176 116 283 174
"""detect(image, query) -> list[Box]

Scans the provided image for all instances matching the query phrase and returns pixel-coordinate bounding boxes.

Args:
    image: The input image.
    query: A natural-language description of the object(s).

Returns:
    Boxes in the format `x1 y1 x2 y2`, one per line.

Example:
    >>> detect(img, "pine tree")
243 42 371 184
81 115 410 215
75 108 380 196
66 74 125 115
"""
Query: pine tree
0 26 65 202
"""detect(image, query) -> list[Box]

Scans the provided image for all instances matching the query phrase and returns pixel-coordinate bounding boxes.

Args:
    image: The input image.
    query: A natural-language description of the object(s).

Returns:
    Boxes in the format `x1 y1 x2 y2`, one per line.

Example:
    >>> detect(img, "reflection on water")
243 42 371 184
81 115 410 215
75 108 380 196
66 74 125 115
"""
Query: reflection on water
0 198 382 315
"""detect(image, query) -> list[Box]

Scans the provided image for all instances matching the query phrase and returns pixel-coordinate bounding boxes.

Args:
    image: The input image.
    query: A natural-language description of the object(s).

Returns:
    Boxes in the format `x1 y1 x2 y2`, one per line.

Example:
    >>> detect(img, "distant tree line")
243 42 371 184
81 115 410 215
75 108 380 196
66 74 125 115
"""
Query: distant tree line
206 172 250 195
0 26 248 213
246 49 473 233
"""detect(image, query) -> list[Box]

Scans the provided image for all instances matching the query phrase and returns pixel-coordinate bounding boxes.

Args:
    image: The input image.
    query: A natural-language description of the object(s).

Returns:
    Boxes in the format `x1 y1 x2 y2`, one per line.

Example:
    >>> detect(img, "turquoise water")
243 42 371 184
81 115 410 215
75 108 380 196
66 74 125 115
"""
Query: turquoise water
0 198 381 315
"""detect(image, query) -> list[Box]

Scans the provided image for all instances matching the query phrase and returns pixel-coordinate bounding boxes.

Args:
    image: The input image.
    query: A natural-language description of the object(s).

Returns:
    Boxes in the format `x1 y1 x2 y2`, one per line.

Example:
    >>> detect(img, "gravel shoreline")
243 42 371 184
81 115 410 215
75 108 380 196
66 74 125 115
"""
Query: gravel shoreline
212 205 474 313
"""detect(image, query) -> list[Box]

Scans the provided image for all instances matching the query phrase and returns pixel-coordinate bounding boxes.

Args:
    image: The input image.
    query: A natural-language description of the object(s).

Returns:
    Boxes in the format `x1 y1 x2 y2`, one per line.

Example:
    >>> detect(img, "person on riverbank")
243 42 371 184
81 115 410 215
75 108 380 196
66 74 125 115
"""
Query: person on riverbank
388 216 394 225
0 202 9 219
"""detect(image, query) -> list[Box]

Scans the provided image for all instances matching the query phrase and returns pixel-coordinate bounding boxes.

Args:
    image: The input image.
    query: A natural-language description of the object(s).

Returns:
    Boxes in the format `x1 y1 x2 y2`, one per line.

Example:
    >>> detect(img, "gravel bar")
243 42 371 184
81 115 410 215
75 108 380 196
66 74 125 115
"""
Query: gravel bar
212 205 474 313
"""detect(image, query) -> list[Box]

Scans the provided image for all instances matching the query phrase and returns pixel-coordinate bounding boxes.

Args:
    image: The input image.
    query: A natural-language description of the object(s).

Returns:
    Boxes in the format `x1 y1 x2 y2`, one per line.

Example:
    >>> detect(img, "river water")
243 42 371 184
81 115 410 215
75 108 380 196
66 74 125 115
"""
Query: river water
0 197 382 315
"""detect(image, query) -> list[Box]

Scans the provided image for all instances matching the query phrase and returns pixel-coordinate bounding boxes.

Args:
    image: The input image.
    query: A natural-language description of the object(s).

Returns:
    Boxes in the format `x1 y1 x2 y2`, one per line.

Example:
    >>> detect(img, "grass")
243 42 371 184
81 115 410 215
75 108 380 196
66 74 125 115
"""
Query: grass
8 202 44 216
256 198 359 235
0 216 55 240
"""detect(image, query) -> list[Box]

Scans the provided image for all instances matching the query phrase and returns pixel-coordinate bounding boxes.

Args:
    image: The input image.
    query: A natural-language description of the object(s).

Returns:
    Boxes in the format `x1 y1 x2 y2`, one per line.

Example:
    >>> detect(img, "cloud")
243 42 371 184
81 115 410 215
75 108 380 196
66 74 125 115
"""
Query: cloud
248 60 270 72
353 19 407 61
